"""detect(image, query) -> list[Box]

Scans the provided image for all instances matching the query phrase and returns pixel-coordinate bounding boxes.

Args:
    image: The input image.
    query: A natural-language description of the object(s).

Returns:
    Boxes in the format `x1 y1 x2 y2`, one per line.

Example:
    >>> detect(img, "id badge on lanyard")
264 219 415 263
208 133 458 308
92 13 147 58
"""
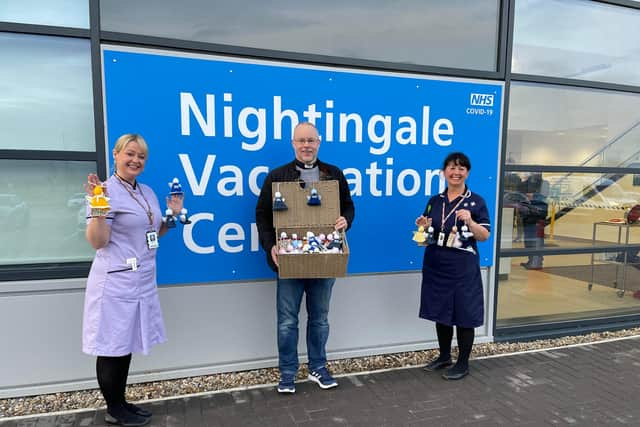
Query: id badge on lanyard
115 176 159 250
146 230 159 249
440 192 468 248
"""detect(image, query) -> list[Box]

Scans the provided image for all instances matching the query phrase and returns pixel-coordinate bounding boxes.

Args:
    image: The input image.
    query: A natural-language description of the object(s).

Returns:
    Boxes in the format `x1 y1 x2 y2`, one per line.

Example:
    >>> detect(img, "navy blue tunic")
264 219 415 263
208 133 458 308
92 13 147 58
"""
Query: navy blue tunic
419 187 491 328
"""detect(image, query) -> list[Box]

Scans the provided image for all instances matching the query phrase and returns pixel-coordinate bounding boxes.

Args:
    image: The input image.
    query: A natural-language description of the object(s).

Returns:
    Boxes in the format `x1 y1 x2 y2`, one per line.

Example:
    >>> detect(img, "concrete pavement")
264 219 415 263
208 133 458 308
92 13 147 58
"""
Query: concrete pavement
2 336 640 426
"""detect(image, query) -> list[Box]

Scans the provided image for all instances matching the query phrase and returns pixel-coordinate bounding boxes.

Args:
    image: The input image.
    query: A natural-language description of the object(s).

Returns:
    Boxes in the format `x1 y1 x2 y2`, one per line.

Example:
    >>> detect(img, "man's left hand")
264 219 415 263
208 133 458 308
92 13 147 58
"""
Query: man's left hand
335 216 348 231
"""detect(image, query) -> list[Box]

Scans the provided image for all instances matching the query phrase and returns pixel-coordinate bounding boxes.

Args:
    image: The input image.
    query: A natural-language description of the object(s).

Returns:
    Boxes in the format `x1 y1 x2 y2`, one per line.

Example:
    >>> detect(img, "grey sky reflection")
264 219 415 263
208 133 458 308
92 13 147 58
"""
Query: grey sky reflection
101 0 499 71
0 34 94 151
513 0 640 85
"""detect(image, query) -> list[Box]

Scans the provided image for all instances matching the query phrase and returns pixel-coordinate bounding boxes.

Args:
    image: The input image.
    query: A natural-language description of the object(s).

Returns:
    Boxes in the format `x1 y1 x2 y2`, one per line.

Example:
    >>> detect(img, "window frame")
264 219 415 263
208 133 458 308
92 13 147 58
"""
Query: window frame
0 3 104 282
492 0 640 338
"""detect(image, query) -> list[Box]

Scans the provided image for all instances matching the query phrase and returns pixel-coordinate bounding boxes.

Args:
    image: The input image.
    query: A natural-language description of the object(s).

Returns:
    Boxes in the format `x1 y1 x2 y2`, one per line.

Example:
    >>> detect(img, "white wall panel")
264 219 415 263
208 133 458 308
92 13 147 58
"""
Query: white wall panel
0 270 493 398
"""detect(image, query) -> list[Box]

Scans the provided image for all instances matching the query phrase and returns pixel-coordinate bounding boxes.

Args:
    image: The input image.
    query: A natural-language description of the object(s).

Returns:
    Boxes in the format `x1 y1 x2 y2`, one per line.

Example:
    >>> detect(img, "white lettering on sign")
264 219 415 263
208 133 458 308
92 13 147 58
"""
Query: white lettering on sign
179 92 455 156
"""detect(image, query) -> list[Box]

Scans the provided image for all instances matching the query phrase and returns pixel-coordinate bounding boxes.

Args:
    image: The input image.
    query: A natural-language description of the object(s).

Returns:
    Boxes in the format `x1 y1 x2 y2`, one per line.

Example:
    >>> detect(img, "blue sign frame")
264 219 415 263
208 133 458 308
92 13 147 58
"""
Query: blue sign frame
103 47 503 285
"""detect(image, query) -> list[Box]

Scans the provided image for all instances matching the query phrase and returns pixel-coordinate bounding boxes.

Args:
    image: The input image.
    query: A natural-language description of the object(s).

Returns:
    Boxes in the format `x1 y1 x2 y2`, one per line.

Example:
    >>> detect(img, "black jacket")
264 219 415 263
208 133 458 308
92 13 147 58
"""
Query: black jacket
255 159 355 272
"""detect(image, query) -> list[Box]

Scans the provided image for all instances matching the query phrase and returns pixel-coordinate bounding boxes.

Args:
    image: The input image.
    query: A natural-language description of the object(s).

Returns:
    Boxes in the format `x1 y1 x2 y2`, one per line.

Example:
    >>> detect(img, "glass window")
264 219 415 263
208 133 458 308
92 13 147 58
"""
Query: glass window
497 253 640 328
0 160 95 265
0 0 89 28
506 83 640 167
501 172 640 256
0 33 95 151
101 0 500 71
512 0 640 86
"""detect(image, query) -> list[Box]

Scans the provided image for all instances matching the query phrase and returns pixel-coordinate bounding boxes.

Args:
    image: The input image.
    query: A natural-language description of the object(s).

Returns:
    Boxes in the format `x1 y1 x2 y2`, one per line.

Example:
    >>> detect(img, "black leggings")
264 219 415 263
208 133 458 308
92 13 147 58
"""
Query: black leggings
435 323 475 368
96 354 132 409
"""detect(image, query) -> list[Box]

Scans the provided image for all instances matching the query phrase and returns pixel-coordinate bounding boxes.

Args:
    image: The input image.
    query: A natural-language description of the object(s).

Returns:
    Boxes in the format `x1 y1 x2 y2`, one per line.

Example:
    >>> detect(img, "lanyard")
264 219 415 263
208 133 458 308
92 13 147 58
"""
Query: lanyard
441 189 470 229
115 174 154 227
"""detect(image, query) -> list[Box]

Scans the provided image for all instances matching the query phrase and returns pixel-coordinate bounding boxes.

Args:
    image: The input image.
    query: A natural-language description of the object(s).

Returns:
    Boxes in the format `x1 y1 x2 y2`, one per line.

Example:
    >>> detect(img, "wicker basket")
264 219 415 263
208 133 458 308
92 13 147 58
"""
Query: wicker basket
273 180 349 278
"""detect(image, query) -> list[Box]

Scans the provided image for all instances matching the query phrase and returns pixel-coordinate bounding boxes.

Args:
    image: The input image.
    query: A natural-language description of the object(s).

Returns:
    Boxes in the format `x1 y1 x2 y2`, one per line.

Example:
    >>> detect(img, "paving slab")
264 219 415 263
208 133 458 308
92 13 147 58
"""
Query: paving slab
2 337 640 426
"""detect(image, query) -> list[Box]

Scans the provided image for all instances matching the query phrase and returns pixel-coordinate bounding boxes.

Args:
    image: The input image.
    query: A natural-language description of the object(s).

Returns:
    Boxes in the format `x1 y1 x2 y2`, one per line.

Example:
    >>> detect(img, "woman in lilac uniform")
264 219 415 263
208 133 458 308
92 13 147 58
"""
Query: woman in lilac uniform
83 134 183 426
415 152 491 381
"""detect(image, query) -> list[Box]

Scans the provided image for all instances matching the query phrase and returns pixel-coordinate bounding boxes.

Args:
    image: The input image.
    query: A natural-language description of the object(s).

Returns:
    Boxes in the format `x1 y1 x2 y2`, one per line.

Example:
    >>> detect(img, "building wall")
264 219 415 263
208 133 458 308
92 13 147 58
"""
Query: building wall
2 0 640 397
0 271 494 398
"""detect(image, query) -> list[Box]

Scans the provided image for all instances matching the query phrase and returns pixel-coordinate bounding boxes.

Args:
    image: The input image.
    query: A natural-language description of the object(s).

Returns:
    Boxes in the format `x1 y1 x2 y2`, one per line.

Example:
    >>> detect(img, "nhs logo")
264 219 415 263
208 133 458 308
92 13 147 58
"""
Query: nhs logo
470 93 494 106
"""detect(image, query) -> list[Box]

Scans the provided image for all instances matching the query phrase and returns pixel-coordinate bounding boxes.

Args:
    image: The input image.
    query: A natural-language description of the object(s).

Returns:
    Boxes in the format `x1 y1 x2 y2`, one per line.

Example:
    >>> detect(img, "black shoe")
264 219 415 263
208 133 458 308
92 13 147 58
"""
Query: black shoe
423 357 453 371
521 261 542 270
124 402 152 418
442 366 469 380
105 407 150 427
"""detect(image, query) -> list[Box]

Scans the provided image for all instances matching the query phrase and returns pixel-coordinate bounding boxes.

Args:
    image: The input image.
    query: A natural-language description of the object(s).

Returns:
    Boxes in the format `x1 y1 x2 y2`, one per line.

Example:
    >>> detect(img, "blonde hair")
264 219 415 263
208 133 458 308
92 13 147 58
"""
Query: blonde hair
113 133 149 156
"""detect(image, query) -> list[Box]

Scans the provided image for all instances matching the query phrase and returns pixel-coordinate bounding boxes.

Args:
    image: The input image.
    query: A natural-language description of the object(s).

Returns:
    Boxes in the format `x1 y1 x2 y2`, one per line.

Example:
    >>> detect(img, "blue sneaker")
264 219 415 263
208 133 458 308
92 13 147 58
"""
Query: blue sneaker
308 367 338 389
277 375 296 394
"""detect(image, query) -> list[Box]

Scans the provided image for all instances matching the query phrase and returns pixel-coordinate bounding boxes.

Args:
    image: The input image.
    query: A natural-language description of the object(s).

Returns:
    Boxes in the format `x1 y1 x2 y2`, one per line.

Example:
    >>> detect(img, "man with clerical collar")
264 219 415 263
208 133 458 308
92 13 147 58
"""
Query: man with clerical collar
255 121 355 394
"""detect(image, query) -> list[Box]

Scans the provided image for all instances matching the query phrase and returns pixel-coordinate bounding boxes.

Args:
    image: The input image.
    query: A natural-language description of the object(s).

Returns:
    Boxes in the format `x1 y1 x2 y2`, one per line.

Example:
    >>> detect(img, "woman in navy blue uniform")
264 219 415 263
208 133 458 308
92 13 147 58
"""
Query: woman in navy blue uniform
415 152 491 380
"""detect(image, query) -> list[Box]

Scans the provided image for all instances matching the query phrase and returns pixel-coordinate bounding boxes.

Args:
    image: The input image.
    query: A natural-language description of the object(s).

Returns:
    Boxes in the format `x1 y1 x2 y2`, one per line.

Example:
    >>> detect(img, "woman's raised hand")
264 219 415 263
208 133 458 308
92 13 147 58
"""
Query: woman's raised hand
166 194 184 214
84 173 107 196
415 215 432 227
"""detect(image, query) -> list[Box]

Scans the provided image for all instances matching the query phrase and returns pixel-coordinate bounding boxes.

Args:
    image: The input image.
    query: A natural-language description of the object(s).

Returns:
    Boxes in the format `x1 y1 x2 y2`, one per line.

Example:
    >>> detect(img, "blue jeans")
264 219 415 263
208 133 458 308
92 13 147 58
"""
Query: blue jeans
276 278 335 376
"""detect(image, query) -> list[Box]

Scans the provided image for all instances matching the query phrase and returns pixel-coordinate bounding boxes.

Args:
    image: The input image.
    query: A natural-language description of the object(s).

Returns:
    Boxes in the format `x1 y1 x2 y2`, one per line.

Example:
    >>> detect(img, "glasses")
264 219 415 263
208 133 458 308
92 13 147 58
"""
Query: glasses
294 138 319 145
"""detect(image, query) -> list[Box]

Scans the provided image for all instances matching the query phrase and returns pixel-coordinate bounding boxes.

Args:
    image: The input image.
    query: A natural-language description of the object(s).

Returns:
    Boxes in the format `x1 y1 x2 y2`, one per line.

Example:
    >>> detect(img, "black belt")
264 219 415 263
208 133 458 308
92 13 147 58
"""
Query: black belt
107 266 142 274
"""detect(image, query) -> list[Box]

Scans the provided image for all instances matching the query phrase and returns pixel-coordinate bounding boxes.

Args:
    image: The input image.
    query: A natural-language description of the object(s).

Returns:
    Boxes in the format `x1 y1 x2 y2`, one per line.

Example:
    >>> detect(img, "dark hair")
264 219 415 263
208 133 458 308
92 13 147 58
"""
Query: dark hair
442 152 471 171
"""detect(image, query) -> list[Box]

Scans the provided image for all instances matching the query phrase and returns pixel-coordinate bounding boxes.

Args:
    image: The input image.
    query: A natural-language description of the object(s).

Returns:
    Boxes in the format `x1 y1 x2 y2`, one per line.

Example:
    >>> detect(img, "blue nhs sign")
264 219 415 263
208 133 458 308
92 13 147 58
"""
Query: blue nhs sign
103 47 503 285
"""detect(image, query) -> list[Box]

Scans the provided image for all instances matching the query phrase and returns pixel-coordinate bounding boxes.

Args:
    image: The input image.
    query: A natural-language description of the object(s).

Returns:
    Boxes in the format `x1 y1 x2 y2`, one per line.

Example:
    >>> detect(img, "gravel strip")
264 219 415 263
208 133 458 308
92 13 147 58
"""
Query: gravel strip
2 327 640 418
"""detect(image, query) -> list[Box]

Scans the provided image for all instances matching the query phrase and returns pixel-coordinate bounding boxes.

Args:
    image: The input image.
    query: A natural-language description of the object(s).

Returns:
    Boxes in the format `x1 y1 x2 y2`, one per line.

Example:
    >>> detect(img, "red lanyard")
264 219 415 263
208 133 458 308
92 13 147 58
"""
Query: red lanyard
115 174 154 227
441 190 470 228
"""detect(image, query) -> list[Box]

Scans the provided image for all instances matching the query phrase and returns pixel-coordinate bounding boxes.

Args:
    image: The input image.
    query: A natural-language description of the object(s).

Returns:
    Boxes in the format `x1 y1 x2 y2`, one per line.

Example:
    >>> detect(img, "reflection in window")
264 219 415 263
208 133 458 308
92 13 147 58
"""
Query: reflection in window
0 0 89 28
0 33 95 151
0 160 95 265
101 0 499 71
501 172 640 255
506 83 640 167
513 0 640 86
497 254 640 328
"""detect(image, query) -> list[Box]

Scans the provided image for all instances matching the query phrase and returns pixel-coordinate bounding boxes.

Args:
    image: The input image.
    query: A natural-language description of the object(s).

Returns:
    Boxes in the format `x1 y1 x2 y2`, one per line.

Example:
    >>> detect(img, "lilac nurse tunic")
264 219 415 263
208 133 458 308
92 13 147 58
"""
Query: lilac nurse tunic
82 175 167 356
